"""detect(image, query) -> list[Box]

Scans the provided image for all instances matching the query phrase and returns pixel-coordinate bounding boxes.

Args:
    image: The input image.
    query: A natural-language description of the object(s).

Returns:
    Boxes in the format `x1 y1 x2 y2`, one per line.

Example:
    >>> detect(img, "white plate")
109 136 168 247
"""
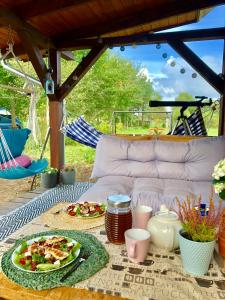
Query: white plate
11 235 81 273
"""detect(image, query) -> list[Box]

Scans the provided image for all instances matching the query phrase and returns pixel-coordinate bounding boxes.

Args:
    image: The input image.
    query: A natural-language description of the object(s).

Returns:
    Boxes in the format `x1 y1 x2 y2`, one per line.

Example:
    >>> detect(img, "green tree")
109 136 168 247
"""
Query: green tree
65 50 155 131
173 92 195 124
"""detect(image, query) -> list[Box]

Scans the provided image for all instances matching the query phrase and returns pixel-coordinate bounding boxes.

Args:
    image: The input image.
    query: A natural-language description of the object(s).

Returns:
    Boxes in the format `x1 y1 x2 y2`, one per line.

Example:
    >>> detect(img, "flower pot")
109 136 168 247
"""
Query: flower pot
179 230 215 276
60 170 76 185
218 235 225 258
41 173 57 188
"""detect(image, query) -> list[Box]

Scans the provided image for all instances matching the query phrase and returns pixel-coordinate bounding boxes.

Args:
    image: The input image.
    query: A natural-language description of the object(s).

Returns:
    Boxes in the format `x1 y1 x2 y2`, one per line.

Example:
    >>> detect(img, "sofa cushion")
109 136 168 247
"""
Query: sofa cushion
92 135 225 181
0 155 32 170
131 178 215 212
78 176 134 204
79 175 216 213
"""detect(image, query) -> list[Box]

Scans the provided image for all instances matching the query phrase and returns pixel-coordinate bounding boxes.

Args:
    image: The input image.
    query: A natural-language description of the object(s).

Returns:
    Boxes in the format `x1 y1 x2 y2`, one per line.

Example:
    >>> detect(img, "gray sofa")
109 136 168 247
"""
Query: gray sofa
79 135 225 211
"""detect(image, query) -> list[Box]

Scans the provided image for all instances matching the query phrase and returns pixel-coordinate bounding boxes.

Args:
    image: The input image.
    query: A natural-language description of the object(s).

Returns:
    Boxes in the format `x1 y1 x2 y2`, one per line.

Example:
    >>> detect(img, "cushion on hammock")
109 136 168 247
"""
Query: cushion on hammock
0 155 32 170
0 129 31 163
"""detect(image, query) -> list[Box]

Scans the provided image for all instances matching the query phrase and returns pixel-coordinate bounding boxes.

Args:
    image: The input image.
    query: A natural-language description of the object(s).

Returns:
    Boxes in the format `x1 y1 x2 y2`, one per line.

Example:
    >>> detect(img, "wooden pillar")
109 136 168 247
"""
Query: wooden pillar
49 49 65 169
219 39 225 136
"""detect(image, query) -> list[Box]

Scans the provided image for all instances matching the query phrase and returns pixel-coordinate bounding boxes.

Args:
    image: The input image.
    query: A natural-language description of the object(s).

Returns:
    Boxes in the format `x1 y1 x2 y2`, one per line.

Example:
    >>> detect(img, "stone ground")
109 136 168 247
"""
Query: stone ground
0 164 93 216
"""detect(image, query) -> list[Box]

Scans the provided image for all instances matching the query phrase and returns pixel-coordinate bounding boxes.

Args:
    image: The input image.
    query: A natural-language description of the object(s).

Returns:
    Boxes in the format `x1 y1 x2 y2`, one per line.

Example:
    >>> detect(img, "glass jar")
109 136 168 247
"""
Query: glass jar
105 194 132 244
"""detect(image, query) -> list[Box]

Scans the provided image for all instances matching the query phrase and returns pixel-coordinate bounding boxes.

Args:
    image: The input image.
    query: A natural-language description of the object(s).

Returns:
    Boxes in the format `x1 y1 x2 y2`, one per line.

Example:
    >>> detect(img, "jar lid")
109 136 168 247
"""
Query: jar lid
107 194 131 208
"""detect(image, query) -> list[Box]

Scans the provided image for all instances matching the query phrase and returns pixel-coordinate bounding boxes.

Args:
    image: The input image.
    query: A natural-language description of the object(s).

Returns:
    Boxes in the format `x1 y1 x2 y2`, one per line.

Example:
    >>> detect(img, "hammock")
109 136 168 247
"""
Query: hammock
172 108 207 136
0 128 48 180
61 116 102 148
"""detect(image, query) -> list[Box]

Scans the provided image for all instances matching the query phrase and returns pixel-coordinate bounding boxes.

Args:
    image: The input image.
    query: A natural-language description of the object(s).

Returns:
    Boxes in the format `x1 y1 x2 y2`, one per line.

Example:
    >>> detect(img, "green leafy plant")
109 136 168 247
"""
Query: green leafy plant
62 164 75 172
176 196 224 242
42 167 58 174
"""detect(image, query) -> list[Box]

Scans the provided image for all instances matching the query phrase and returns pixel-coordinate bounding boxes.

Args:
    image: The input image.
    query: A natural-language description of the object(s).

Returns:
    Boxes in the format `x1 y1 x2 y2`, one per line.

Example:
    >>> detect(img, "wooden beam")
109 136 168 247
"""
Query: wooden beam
56 45 106 101
0 8 54 49
168 39 224 94
4 27 224 59
61 51 74 61
17 30 56 101
219 40 225 135
56 27 225 50
49 49 65 170
11 0 91 19
54 0 224 40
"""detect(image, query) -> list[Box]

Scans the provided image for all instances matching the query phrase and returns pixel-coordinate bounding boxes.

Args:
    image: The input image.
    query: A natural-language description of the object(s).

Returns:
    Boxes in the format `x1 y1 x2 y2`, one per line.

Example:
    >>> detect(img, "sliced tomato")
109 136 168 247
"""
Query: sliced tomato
68 211 76 216
19 258 26 265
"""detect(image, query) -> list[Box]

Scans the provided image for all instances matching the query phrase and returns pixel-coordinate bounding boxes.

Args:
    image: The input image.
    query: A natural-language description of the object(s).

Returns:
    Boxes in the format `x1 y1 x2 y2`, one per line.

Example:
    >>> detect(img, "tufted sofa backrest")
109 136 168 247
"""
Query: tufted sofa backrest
91 135 225 181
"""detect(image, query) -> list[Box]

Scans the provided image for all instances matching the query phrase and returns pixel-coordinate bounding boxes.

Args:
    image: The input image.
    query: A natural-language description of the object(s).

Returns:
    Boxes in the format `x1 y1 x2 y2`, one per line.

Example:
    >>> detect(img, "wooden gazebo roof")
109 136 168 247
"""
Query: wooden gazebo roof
0 0 222 57
0 0 224 170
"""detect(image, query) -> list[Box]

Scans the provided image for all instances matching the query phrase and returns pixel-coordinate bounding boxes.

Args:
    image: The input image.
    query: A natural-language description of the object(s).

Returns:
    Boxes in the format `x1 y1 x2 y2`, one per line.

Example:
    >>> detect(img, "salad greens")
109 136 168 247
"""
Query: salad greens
12 236 81 272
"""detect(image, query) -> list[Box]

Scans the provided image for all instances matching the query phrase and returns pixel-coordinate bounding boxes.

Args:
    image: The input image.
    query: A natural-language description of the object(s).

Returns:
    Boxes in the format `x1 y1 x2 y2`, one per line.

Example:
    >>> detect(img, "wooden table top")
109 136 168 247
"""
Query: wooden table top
0 272 128 300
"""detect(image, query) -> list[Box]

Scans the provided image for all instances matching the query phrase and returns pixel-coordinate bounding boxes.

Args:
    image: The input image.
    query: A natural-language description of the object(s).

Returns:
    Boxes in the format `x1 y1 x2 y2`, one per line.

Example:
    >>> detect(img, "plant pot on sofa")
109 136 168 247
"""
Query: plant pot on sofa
60 170 76 185
179 230 215 276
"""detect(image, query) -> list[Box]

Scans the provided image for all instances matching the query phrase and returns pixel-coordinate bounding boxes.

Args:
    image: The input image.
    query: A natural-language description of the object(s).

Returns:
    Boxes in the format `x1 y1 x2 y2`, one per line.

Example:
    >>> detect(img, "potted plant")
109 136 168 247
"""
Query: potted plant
176 196 224 276
212 159 225 200
41 167 58 188
60 164 76 185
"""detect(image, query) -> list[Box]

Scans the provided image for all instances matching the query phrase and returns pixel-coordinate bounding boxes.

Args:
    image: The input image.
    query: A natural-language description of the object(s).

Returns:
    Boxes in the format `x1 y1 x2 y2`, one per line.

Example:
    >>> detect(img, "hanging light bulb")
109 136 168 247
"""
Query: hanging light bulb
162 52 168 59
180 68 186 74
192 73 197 78
170 60 176 67
120 46 125 51
156 43 161 49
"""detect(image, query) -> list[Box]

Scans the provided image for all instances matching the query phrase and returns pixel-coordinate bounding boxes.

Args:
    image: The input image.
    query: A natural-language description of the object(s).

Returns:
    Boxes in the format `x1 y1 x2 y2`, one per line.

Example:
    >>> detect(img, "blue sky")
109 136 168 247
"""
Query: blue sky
112 4 225 100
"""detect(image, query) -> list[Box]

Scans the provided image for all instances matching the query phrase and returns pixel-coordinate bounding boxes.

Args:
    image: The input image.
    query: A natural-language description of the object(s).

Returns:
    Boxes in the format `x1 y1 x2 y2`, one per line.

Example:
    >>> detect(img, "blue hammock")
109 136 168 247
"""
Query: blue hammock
0 159 48 180
0 128 48 180
61 116 102 148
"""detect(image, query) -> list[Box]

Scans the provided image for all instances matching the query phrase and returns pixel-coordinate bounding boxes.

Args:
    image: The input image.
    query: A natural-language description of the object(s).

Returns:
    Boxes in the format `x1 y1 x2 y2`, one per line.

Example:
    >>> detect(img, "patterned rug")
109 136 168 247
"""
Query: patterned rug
0 182 92 241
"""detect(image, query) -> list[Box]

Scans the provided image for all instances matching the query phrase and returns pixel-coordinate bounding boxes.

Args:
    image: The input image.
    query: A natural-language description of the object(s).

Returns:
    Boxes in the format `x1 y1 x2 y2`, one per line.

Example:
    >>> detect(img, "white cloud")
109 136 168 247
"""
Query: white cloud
142 55 220 101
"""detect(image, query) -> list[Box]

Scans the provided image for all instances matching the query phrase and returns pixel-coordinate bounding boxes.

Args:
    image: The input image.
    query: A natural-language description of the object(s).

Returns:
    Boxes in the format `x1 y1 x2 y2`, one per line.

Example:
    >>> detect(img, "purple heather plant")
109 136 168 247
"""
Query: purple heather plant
176 196 224 242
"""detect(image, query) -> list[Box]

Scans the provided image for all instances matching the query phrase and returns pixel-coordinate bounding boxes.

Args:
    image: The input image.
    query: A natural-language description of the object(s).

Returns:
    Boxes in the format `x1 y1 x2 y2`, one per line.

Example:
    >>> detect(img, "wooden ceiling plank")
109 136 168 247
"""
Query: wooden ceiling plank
56 27 225 50
11 0 91 20
17 29 56 101
56 45 107 101
0 7 54 49
168 39 224 94
54 0 225 41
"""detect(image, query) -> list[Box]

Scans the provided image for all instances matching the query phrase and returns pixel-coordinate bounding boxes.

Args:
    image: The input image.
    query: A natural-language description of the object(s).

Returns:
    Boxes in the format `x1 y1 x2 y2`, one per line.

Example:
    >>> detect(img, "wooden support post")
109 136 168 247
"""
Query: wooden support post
168 40 224 94
49 49 64 170
219 39 225 136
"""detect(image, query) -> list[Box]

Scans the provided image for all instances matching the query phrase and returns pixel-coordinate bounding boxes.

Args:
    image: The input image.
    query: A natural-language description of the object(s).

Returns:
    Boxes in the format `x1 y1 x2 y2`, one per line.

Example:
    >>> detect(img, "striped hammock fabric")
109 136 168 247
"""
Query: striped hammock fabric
173 108 207 136
61 116 103 148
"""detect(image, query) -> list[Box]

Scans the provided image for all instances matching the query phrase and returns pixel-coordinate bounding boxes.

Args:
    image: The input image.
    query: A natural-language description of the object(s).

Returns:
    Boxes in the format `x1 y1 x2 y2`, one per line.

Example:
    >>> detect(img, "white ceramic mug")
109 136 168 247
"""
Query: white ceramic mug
125 228 151 263
132 205 152 229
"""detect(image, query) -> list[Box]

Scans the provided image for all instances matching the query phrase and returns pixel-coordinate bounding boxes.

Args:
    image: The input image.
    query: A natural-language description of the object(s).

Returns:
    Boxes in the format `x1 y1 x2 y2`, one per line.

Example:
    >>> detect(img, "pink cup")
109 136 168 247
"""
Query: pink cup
125 228 151 263
132 205 152 229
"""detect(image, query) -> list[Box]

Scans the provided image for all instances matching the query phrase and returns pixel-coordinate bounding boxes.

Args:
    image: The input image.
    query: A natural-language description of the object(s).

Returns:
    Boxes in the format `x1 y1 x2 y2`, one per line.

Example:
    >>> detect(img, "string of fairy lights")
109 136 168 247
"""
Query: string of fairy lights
116 43 198 79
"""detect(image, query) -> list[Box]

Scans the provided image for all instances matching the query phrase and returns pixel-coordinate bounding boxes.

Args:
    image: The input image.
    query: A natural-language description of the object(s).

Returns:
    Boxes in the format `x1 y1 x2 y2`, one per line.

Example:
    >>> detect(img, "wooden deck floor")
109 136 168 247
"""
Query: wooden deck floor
0 187 49 216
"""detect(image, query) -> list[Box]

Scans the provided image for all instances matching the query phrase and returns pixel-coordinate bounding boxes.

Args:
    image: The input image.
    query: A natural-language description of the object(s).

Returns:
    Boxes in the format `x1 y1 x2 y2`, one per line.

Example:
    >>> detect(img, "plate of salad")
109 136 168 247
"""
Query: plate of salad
66 202 106 218
11 235 81 272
